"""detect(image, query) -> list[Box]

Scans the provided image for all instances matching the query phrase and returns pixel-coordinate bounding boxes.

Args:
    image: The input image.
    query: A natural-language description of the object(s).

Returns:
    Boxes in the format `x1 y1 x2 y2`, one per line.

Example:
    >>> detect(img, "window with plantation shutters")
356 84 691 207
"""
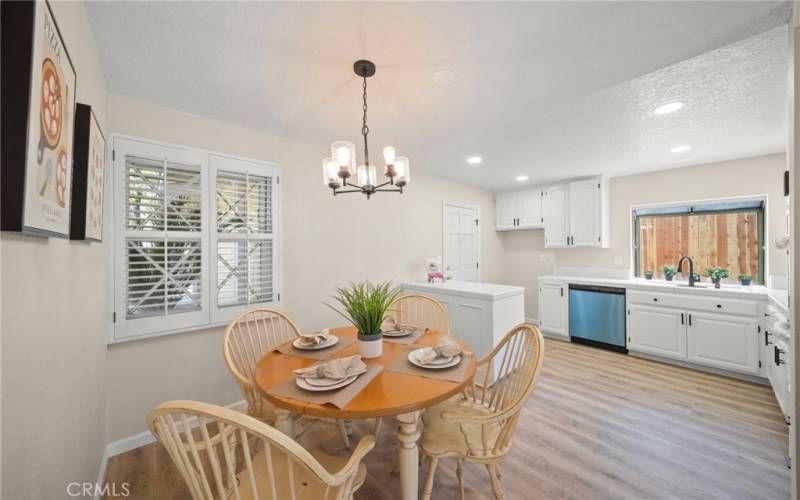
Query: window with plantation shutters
112 137 281 342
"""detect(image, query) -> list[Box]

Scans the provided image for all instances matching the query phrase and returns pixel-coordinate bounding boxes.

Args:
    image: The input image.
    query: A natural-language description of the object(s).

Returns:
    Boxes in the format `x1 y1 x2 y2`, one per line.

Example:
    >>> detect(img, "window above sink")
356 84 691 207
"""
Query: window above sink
633 197 765 285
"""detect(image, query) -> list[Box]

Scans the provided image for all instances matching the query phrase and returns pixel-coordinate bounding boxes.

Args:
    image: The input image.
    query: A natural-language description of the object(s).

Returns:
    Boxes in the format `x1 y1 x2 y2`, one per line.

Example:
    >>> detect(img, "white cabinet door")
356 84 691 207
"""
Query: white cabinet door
544 185 569 247
539 283 567 336
628 304 687 359
569 179 600 246
495 192 517 230
518 188 543 228
687 311 759 374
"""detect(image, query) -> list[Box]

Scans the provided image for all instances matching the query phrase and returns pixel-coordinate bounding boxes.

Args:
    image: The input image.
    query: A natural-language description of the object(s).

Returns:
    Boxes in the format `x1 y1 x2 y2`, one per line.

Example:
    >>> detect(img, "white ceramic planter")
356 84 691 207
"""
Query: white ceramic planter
358 333 383 359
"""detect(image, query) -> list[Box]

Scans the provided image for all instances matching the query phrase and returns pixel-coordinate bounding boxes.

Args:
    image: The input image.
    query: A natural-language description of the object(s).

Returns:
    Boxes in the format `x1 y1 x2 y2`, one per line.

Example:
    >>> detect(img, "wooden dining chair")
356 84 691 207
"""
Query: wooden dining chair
388 293 451 336
223 308 350 447
148 400 375 500
419 323 545 500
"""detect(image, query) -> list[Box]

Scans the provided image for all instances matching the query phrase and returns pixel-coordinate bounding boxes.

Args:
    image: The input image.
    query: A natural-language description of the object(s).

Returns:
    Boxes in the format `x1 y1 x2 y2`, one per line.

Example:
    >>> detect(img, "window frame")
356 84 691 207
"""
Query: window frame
631 196 766 284
109 135 282 344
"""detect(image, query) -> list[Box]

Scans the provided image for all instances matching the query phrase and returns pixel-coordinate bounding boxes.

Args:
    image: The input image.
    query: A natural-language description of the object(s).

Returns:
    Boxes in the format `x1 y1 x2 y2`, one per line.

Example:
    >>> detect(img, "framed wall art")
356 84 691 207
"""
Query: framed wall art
70 104 105 241
1 0 77 238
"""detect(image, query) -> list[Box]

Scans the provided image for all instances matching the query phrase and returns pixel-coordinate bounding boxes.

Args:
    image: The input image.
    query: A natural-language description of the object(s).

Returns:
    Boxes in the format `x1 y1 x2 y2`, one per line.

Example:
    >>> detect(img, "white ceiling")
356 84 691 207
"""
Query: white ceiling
86 1 791 191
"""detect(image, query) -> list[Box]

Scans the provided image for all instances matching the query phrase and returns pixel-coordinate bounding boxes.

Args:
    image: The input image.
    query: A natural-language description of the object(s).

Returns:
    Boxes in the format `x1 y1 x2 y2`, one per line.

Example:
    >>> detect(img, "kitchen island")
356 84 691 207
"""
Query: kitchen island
400 281 524 378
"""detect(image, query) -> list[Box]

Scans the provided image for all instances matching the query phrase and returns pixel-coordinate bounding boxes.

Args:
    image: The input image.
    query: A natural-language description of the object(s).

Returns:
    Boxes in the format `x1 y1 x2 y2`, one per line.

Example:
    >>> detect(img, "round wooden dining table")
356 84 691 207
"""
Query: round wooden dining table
254 326 476 500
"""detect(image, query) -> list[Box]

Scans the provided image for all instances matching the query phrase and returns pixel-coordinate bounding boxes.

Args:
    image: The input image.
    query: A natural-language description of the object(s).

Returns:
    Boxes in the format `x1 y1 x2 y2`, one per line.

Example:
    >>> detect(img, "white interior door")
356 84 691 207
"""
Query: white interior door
443 203 480 282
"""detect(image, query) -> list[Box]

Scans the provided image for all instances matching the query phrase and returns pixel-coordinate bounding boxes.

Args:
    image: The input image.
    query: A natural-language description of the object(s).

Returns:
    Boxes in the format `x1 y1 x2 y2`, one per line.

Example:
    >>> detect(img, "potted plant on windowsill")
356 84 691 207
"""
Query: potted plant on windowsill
703 267 730 289
739 275 753 286
662 265 677 282
643 270 654 280
326 281 401 359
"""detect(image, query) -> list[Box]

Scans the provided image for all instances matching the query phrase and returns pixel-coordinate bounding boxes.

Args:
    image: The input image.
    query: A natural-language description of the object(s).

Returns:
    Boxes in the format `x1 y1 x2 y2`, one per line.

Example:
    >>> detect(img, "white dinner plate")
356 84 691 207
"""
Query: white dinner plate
408 349 462 369
382 328 414 338
296 373 358 391
293 335 339 350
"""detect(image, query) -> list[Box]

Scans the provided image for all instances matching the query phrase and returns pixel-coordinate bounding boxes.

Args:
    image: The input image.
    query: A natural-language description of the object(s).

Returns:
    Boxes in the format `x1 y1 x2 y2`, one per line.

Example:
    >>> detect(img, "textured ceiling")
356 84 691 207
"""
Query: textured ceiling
86 1 791 191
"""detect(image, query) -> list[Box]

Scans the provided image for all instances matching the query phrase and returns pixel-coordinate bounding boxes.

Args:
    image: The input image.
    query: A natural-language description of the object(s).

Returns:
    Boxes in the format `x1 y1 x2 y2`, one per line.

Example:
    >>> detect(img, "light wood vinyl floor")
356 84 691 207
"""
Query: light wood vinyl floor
104 339 790 499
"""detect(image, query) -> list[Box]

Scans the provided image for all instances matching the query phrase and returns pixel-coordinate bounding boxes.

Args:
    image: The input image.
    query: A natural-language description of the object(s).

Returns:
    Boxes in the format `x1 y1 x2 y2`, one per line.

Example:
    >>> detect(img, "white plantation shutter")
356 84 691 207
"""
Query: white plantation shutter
112 138 280 342
212 156 279 323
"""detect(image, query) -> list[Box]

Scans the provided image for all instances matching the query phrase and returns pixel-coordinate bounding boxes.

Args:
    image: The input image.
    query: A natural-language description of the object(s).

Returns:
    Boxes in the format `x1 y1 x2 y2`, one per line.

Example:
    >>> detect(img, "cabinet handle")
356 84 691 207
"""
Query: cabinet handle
775 345 785 366
765 330 773 346
560 288 564 297
716 304 722 309
681 313 684 325
688 314 692 326
653 297 658 302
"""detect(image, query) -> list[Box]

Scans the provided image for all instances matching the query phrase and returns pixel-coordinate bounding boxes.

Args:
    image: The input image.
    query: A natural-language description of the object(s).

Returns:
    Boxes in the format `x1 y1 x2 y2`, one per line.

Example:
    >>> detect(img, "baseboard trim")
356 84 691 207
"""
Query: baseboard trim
95 399 246 499
627 351 769 385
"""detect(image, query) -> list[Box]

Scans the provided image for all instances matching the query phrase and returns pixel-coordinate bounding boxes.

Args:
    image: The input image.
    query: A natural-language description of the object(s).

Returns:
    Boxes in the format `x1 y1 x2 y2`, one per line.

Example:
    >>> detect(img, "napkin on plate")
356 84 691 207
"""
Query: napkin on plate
417 337 462 365
381 315 418 333
293 355 367 381
297 328 330 347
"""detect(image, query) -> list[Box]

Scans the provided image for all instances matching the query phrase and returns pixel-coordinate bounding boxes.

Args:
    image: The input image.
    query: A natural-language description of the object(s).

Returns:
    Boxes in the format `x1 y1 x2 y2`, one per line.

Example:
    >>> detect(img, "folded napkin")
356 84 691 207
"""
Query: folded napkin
381 315 418 333
417 337 462 365
297 329 330 347
293 355 367 381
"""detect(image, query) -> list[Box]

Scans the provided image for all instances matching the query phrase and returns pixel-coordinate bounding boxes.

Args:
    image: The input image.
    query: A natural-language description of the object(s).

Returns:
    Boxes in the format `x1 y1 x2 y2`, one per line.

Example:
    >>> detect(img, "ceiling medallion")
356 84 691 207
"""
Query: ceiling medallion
322 60 410 199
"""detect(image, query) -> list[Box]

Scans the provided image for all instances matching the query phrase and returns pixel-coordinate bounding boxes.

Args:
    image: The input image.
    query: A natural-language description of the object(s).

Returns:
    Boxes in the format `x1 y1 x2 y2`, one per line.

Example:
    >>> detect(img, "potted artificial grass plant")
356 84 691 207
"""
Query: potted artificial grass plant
662 265 677 282
703 267 730 288
739 275 753 286
326 280 401 359
643 270 654 280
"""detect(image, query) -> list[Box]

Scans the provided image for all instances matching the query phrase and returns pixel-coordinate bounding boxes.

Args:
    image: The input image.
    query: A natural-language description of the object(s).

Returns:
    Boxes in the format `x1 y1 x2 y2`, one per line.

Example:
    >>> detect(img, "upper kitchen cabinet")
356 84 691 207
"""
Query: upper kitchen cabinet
494 189 543 230
569 178 602 246
494 176 608 247
544 184 569 247
545 176 609 248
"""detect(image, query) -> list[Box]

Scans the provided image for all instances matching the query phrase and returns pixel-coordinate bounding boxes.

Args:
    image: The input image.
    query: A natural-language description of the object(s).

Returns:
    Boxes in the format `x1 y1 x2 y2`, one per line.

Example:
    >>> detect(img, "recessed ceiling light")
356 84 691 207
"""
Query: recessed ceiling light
670 145 692 153
515 175 529 182
467 156 482 165
432 70 456 85
679 157 697 162
653 101 686 115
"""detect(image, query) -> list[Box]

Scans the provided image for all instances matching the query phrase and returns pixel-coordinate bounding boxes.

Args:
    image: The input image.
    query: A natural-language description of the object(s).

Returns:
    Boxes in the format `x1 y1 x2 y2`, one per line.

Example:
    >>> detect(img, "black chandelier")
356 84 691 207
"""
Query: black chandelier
322 60 410 199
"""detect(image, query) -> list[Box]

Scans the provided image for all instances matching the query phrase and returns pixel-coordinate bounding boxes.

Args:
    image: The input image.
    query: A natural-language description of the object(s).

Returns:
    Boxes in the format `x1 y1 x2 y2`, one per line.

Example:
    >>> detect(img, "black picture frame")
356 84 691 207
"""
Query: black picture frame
1 0 78 238
70 103 105 241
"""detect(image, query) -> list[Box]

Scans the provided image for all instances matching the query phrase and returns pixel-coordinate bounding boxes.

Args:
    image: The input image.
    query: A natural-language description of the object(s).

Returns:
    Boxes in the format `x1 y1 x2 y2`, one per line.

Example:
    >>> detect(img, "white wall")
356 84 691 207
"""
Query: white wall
502 153 787 320
0 2 109 498
104 94 505 441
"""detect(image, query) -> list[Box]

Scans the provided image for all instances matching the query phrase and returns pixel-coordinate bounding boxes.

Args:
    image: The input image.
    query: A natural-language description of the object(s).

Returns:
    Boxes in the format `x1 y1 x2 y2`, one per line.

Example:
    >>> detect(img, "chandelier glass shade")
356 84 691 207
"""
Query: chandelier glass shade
323 60 409 199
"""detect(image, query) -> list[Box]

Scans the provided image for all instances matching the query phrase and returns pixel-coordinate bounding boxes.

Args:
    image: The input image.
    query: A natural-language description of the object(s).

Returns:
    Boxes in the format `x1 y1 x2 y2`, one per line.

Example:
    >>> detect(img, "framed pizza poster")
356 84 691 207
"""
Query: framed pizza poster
1 0 77 238
70 104 105 241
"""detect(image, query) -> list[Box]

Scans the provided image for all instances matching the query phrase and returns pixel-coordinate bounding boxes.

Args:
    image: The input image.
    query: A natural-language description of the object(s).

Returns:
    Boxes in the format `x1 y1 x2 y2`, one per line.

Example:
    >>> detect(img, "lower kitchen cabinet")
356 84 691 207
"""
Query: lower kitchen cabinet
539 282 567 337
628 304 687 359
687 311 759 375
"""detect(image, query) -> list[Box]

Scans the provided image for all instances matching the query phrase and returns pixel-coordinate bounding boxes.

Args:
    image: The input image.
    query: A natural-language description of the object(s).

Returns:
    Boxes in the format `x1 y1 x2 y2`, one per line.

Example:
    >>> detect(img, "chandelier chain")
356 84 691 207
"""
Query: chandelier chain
362 75 370 167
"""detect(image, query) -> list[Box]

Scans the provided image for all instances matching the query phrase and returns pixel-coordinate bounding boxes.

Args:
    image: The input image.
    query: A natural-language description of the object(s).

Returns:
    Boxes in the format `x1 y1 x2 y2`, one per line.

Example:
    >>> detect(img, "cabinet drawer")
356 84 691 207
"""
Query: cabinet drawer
627 290 683 308
627 290 758 316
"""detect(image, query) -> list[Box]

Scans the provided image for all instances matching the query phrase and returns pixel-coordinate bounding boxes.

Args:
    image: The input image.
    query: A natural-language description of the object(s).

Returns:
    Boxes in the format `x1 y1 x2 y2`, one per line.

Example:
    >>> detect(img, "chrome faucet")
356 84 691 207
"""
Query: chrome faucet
676 256 697 286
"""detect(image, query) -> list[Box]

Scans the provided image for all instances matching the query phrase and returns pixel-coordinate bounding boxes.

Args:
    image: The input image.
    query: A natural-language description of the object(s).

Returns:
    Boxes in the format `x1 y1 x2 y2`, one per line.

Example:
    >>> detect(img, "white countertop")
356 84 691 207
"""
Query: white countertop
538 274 772 300
400 280 525 300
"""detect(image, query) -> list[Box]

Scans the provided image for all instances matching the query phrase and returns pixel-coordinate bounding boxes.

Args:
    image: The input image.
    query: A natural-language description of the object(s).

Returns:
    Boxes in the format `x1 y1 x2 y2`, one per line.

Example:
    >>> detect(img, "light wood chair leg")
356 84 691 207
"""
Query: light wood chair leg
337 419 351 449
486 463 504 500
422 456 439 500
373 417 383 440
456 459 465 500
496 464 501 479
